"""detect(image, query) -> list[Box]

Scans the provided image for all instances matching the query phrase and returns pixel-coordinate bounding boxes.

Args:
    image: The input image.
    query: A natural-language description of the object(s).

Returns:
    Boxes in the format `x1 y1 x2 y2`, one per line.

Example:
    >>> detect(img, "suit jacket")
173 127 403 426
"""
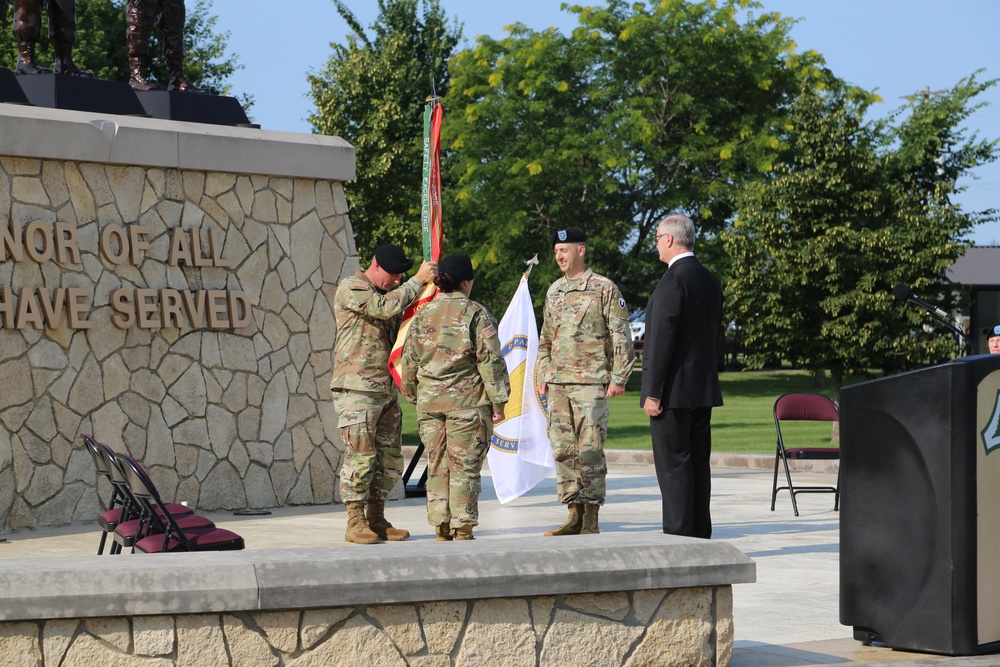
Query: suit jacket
640 255 724 409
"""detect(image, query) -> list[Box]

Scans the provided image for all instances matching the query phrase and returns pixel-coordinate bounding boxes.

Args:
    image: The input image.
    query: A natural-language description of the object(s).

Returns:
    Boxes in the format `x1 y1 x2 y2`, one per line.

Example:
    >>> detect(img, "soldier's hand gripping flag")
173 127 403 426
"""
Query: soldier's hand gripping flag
488 257 556 503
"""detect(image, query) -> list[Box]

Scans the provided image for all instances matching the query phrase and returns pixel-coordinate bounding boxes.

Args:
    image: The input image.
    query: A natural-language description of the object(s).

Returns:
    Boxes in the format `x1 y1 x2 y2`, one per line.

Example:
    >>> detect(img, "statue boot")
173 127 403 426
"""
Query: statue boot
365 498 410 541
128 56 159 91
453 525 474 541
167 73 206 94
435 523 453 541
344 501 380 545
161 12 207 94
544 502 583 536
126 0 158 90
579 504 601 534
15 42 51 75
53 44 93 78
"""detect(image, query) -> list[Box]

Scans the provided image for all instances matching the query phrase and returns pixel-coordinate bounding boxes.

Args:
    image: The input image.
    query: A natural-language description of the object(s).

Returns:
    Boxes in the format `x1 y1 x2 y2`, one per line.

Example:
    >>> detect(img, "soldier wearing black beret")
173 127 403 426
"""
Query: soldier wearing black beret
989 323 1000 355
330 244 436 544
536 227 636 536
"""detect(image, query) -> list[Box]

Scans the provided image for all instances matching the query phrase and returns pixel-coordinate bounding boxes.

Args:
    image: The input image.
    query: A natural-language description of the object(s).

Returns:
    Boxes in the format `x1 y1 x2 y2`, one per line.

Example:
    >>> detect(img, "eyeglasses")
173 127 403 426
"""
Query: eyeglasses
654 233 670 243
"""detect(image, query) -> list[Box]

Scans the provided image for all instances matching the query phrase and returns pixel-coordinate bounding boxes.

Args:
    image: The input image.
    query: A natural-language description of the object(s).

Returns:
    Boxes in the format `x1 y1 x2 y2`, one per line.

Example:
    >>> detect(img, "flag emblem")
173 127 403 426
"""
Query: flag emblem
983 389 1000 455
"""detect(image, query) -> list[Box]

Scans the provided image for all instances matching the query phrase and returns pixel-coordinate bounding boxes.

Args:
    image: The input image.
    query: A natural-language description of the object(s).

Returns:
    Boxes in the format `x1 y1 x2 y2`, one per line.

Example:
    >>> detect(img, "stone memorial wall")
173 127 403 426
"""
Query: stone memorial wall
0 105 357 531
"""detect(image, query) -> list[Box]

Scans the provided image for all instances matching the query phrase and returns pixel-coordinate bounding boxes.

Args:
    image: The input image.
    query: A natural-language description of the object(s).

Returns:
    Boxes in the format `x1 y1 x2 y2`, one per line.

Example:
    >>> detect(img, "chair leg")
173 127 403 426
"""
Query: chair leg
781 450 800 517
97 530 108 555
834 467 841 511
771 447 781 511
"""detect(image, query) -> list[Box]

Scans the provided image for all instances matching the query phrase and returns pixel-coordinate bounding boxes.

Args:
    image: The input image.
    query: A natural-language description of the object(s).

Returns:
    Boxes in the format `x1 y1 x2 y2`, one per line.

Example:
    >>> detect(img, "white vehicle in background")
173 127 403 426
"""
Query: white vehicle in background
629 310 645 342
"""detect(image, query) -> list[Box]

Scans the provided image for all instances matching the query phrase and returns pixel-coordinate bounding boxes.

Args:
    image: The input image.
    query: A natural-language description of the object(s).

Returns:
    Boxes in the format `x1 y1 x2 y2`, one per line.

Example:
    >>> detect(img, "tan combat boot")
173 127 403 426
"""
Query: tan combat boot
366 498 410 541
453 525 474 540
544 503 583 536
435 524 453 541
580 504 600 534
345 501 380 544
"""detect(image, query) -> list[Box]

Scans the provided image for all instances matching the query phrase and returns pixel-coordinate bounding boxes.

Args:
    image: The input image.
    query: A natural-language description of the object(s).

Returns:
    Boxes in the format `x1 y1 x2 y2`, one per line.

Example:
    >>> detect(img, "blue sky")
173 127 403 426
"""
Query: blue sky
208 0 1000 245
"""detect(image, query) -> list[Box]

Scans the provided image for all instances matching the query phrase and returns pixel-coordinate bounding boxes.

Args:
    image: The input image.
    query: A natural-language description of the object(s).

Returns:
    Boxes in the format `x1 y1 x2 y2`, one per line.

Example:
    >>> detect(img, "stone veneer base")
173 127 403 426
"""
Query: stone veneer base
1 102 358 531
0 533 755 666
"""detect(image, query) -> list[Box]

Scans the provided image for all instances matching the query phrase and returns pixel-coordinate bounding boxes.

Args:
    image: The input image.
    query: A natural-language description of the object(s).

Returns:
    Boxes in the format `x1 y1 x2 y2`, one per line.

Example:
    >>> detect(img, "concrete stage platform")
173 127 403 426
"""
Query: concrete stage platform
0 456 992 666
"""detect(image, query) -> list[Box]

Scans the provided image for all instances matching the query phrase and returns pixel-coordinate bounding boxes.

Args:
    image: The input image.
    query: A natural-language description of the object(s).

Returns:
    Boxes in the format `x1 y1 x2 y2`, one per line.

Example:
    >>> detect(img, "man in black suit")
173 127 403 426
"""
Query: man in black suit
640 214 724 538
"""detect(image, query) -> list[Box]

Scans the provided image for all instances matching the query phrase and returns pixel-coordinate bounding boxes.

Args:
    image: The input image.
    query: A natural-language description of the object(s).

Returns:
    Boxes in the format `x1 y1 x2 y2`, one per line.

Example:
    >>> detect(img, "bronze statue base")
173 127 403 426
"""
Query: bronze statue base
15 72 145 116
137 90 255 127
0 68 32 105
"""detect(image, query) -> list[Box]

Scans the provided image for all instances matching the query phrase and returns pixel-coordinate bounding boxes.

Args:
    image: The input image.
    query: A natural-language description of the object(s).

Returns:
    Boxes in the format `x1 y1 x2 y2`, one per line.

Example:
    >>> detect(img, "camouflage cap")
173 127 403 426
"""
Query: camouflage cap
374 244 414 274
552 227 587 246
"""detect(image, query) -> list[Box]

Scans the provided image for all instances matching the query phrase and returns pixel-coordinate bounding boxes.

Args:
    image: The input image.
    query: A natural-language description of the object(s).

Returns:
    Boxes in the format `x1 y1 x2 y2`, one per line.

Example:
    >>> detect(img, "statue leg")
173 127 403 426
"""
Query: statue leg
13 0 52 75
126 0 159 90
49 0 93 77
160 0 205 93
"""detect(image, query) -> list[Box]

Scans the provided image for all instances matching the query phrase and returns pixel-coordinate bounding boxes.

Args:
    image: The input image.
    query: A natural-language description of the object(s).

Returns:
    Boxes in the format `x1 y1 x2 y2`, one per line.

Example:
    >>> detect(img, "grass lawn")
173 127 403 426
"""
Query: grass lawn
399 368 856 455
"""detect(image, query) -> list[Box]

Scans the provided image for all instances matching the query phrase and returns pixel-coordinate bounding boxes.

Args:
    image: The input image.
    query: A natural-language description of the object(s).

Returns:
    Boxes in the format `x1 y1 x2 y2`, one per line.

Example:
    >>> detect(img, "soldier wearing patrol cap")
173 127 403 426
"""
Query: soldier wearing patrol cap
988 323 1000 355
536 227 635 536
399 255 510 541
331 244 436 544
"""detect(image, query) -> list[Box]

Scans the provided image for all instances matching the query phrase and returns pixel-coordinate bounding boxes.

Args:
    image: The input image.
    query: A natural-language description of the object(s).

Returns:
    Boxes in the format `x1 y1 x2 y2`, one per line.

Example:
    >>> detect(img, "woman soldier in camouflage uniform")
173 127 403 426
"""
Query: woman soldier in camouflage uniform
400 255 510 540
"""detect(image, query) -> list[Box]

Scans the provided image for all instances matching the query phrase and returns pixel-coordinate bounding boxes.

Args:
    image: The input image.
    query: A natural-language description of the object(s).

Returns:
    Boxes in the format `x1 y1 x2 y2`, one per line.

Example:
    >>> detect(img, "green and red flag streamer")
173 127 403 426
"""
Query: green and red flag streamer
389 98 444 387
421 99 444 262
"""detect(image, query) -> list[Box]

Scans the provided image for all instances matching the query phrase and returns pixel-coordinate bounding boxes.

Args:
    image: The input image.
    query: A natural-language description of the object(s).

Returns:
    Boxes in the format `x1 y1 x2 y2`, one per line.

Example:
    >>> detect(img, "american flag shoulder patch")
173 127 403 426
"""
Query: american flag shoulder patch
483 324 497 339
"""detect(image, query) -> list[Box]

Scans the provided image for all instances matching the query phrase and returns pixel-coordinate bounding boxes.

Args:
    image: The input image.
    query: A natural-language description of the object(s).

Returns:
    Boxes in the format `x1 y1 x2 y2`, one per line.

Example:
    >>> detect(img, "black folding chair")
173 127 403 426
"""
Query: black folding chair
83 435 126 555
770 393 840 516
117 454 245 553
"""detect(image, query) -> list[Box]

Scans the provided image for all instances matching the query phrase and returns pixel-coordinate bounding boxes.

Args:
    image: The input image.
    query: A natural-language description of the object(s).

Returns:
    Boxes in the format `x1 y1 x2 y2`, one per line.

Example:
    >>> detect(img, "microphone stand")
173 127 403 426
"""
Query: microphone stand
917 304 979 356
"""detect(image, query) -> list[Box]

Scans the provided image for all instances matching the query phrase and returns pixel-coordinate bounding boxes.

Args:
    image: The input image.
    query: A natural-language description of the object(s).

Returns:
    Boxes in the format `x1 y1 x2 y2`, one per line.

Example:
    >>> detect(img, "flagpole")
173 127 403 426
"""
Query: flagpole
389 96 443 387
523 254 539 278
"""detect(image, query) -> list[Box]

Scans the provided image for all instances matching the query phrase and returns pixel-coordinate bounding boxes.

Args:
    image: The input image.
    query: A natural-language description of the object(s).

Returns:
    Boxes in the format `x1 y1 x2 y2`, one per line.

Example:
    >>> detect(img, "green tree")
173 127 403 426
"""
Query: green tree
442 0 833 315
0 0 243 96
722 74 998 401
308 0 461 261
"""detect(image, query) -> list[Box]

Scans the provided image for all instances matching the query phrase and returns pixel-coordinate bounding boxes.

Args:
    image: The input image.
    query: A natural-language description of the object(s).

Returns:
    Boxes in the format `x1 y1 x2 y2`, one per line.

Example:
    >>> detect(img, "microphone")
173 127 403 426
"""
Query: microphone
892 284 950 321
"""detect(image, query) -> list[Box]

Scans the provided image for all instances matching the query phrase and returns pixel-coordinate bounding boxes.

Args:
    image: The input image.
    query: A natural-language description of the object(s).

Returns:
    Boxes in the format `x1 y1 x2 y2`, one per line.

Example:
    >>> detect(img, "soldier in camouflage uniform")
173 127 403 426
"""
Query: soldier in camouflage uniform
536 227 635 536
331 244 436 544
399 255 510 541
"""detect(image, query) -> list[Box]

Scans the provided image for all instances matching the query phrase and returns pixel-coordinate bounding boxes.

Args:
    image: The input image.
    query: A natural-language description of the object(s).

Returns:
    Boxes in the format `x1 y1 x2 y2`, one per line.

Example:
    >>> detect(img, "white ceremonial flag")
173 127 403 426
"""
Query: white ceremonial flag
489 270 555 504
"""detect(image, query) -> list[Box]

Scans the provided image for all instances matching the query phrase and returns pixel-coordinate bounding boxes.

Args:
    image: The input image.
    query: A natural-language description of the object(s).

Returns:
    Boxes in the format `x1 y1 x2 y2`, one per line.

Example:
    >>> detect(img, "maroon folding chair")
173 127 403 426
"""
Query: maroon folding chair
770 393 840 516
102 449 205 553
116 454 245 553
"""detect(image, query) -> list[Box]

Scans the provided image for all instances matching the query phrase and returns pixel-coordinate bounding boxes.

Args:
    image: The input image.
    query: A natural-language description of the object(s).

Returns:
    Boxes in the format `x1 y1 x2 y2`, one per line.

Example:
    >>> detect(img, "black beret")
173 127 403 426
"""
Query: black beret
988 324 1000 339
552 227 587 246
439 254 474 281
374 244 414 274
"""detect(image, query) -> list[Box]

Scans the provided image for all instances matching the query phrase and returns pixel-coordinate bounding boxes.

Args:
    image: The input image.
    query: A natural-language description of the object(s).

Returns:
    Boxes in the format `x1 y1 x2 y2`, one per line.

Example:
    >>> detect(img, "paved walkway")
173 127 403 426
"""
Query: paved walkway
0 458 993 666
